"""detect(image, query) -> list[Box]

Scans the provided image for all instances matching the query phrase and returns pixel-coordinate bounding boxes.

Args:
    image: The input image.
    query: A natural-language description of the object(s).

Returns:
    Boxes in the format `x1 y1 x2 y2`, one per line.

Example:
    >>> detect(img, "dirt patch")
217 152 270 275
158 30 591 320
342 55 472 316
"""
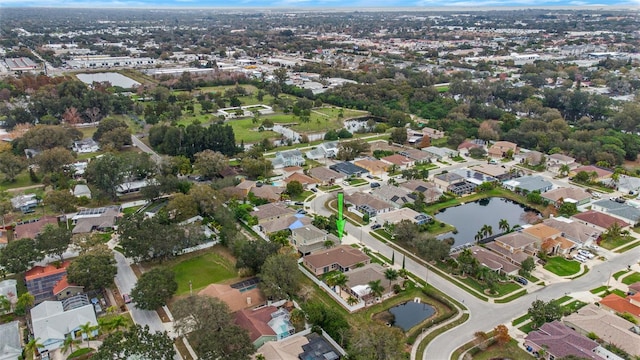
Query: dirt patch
367 140 405 155
372 310 395 325
156 306 171 323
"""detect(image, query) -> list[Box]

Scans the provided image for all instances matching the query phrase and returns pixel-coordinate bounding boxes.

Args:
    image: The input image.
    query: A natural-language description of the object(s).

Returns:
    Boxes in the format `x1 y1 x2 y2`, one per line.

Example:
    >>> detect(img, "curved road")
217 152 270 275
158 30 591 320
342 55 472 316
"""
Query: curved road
308 191 640 359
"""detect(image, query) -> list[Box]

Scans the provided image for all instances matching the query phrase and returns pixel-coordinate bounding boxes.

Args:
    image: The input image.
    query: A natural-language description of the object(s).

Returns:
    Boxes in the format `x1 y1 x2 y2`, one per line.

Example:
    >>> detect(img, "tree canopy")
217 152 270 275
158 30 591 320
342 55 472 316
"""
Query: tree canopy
131 267 178 310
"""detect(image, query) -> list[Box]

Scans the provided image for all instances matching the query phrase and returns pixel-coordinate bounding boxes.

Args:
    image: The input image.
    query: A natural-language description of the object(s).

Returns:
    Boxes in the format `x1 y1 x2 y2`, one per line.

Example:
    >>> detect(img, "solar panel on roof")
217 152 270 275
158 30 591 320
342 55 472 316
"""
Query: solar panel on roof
390 195 399 202
416 186 427 192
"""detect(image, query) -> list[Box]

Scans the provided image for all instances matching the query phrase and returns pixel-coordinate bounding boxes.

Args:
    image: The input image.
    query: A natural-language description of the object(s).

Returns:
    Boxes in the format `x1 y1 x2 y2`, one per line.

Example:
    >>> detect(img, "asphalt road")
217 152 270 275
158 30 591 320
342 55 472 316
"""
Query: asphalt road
131 134 162 164
308 191 640 360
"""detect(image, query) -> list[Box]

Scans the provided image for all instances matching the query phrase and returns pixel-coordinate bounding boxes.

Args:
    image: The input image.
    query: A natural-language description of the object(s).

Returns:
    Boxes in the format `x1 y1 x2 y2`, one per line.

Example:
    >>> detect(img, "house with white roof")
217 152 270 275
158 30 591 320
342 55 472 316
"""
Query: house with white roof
0 321 21 360
271 150 305 169
31 301 98 352
306 141 339 160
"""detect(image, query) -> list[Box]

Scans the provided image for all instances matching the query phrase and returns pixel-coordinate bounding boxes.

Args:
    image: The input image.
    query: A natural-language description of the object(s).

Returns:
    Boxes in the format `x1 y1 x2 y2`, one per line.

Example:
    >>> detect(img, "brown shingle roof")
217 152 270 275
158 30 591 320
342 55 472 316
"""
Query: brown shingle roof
381 154 413 166
284 173 318 185
250 203 295 221
572 210 630 229
600 293 640 318
303 245 370 269
308 167 343 183
13 216 59 239
235 306 277 342
523 224 562 241
542 187 591 203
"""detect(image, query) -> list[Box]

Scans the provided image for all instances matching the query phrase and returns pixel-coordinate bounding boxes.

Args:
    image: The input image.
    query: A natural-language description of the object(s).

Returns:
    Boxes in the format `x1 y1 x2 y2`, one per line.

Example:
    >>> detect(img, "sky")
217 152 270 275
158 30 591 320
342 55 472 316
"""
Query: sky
0 0 639 8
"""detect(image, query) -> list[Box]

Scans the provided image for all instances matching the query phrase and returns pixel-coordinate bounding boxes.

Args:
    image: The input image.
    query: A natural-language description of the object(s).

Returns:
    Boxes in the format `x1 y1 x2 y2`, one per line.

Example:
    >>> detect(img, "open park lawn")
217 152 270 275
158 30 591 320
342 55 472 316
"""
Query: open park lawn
472 340 533 360
171 248 238 295
543 256 581 276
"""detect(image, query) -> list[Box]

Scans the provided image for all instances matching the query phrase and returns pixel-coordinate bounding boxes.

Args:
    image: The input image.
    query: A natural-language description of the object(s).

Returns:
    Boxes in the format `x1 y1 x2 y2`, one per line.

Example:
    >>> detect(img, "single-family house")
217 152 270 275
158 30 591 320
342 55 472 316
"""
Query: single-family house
116 179 155 196
10 194 38 213
399 180 443 204
31 301 98 352
329 162 369 177
52 275 84 301
71 206 121 234
433 173 476 196
256 331 346 360
564 304 640 358
542 187 591 207
343 192 394 218
381 154 414 170
600 293 640 323
235 306 295 348
571 210 630 232
345 263 400 305
518 150 545 166
454 246 520 275
457 140 484 155
72 138 99 153
503 175 553 194
572 166 613 182
198 282 265 313
353 158 388 175
591 199 640 226
72 184 92 199
303 245 370 276
484 231 538 265
370 184 415 208
607 175 640 194
422 146 458 161
450 168 497 187
0 321 22 360
375 208 432 226
251 203 296 224
542 217 601 247
398 149 433 164
258 213 312 236
524 321 604 360
26 261 71 303
547 153 576 168
488 141 518 159
308 166 344 185
472 164 512 181
521 223 577 256
271 150 305 169
306 141 339 160
251 185 285 202
291 225 340 256
406 129 424 145
284 172 317 189
12 215 59 240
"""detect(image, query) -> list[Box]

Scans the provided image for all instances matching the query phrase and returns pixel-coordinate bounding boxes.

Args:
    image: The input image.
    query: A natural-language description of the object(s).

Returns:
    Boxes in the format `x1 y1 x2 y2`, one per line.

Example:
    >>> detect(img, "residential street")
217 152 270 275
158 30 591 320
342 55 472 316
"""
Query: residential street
112 251 183 360
308 192 640 360
131 134 162 164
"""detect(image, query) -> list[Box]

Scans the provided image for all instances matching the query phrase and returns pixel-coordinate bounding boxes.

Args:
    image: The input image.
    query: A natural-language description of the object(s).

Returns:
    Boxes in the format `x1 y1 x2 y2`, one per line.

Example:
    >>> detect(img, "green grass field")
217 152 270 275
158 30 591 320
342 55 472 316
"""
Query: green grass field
172 251 238 295
600 235 635 250
543 257 581 276
472 339 533 360
622 272 640 285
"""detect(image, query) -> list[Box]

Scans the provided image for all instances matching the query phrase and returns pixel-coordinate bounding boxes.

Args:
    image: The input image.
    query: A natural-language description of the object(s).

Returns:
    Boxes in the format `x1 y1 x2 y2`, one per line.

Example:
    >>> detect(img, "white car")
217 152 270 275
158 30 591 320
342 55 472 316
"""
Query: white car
574 255 587 263
578 250 594 259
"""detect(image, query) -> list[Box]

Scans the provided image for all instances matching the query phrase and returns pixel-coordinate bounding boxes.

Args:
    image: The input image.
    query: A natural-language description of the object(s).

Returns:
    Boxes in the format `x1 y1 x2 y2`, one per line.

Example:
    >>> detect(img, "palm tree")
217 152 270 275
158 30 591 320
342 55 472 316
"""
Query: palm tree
289 308 306 330
398 268 409 279
327 273 348 296
79 322 98 348
368 279 385 299
559 164 571 177
474 230 484 243
25 337 44 359
62 335 80 355
481 224 493 238
498 219 510 233
346 296 359 306
384 268 399 290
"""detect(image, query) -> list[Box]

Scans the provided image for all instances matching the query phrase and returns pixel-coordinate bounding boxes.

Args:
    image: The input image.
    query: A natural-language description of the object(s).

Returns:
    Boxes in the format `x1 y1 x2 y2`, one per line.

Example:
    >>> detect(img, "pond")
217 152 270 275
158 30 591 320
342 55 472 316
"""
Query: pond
434 197 539 247
388 300 435 332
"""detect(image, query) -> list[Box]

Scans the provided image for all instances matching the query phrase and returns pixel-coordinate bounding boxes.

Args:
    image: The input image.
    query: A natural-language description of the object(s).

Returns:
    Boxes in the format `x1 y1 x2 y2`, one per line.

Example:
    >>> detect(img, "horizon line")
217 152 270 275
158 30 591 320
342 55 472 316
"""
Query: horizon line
1 5 640 10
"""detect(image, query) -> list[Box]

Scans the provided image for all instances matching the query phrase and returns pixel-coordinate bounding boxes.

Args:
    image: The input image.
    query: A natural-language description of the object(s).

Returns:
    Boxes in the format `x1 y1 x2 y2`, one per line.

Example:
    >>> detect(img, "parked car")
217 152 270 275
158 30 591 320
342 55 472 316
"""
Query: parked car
297 209 307 215
371 224 382 230
123 294 132 304
515 277 528 285
370 182 381 188
578 250 594 259
294 202 304 206
310 188 318 193
574 255 587 263
366 174 374 179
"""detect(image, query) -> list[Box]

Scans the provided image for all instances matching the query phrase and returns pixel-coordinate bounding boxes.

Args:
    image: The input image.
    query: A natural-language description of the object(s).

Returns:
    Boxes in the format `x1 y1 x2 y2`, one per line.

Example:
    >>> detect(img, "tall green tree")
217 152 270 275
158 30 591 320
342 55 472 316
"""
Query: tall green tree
36 224 72 261
527 299 562 328
349 323 406 360
94 325 176 360
0 152 27 182
66 251 117 291
85 153 125 199
0 238 43 273
368 279 385 298
259 253 301 300
193 150 227 179
131 267 178 310
173 296 254 360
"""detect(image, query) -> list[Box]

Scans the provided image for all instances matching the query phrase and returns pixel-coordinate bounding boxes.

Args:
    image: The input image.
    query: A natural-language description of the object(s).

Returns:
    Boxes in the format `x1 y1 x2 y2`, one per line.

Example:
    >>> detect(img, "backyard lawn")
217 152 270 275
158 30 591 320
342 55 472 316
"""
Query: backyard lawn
543 256 581 276
600 235 635 250
171 250 238 295
472 339 533 360
622 272 640 285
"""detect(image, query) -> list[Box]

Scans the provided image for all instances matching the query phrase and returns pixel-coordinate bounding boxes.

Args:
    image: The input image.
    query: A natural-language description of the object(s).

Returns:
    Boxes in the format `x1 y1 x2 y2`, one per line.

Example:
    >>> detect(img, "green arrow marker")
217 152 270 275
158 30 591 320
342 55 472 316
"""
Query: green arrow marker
336 192 346 240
